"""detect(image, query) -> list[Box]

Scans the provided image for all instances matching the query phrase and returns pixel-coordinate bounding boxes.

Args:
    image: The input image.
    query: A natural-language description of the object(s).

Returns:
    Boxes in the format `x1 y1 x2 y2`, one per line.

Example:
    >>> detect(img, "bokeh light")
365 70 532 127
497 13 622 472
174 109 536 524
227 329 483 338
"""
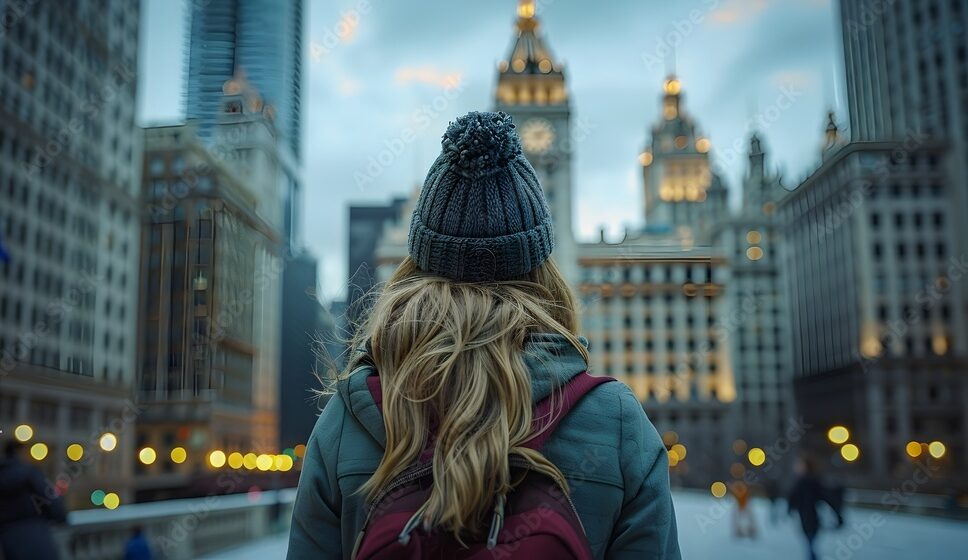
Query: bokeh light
827 426 850 444
14 424 34 442
170 447 187 464
228 452 244 469
927 441 946 459
99 432 118 452
30 442 48 461
670 443 687 461
256 454 273 471
905 441 922 458
103 492 120 510
209 450 226 468
243 452 258 470
747 447 766 467
139 447 157 465
840 443 860 462
90 490 106 506
710 481 727 498
66 443 84 461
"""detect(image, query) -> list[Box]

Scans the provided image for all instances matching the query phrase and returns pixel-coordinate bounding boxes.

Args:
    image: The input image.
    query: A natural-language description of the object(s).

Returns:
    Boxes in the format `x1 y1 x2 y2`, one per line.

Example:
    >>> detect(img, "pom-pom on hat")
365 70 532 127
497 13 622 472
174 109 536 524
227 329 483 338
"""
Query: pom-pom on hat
408 111 555 282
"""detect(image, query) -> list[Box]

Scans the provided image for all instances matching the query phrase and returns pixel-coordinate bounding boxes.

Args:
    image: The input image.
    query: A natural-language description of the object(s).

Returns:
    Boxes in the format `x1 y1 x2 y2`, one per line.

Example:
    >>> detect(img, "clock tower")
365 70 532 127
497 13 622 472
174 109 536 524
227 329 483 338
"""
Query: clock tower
494 0 577 282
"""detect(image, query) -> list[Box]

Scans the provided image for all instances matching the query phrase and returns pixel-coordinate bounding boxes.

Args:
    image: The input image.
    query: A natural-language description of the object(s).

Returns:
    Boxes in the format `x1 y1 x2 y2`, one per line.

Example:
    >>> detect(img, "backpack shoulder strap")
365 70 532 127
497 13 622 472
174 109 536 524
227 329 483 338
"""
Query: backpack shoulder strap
524 372 616 450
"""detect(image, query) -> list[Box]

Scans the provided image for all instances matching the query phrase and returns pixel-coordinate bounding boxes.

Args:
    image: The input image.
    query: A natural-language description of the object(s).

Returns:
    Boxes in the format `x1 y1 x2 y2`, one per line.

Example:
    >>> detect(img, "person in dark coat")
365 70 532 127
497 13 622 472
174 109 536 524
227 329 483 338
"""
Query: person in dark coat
787 455 841 560
0 440 66 560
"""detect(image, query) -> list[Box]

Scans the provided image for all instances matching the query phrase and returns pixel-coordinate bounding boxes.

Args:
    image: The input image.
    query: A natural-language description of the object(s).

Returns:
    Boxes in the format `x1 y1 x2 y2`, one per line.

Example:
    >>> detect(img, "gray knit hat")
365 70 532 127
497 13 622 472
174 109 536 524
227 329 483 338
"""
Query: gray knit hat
408 111 555 282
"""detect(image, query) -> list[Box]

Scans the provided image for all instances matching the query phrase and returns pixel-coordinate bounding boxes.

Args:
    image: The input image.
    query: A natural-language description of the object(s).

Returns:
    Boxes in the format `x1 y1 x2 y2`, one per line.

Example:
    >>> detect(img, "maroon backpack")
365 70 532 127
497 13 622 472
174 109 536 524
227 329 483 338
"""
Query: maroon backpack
351 372 615 560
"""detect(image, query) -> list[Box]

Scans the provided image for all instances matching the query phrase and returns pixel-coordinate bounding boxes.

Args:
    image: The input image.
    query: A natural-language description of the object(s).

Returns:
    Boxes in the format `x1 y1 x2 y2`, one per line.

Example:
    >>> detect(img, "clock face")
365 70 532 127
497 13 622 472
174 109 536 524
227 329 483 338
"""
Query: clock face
520 118 555 154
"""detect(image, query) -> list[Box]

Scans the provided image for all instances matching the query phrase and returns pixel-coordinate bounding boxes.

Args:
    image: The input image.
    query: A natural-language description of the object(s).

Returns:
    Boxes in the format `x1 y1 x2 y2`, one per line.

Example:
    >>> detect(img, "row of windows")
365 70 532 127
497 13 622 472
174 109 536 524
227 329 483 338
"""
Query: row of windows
871 241 947 260
870 211 944 229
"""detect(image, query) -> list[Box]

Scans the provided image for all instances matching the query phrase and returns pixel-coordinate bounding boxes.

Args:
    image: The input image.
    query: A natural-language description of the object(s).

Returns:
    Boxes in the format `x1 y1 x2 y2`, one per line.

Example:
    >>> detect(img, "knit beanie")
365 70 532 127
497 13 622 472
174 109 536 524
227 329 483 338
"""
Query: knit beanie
408 111 555 282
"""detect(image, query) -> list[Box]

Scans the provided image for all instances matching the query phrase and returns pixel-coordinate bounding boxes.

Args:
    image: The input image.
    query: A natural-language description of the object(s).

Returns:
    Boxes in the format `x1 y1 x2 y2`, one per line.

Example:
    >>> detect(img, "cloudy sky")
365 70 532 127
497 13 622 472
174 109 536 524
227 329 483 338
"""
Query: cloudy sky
138 0 845 301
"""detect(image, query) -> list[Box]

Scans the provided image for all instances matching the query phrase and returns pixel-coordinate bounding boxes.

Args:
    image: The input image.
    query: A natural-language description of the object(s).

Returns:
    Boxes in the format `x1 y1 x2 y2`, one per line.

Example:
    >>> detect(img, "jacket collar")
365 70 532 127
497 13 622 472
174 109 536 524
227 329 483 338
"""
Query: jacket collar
338 333 589 448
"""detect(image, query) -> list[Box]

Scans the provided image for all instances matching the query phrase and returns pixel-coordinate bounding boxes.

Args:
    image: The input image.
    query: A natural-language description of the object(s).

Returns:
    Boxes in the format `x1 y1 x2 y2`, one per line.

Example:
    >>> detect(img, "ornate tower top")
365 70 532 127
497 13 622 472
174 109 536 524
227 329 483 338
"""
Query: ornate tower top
495 0 567 107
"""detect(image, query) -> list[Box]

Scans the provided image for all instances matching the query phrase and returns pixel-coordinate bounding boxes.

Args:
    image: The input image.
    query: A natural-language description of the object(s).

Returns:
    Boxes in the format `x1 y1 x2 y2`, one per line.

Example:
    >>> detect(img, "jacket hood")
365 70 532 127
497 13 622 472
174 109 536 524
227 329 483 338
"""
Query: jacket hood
338 333 589 447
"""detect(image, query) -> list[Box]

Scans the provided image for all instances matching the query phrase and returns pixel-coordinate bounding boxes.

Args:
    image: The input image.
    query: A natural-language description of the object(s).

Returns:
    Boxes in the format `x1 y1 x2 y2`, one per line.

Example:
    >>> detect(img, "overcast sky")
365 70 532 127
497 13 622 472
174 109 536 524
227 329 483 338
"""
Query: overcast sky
138 0 845 301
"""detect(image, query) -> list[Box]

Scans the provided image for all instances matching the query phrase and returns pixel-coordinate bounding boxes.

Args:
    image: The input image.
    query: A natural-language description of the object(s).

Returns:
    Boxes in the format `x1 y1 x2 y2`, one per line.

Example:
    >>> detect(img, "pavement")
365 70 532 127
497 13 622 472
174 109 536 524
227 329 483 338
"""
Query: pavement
203 491 968 559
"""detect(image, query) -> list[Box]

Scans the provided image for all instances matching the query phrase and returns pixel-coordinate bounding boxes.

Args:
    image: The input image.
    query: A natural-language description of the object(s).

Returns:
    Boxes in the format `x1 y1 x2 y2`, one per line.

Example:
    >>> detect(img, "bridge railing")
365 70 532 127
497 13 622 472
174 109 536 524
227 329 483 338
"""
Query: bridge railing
56 489 296 560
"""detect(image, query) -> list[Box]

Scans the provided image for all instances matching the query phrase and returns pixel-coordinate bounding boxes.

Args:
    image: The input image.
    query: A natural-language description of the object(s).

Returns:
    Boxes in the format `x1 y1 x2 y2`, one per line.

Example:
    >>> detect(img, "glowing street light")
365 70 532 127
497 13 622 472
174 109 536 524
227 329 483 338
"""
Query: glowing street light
103 492 120 510
139 447 157 465
208 450 226 468
14 424 34 442
927 441 946 459
905 441 922 458
170 447 187 464
256 454 273 471
840 443 860 462
243 453 258 470
99 432 118 452
827 426 850 445
747 447 766 467
30 443 49 461
66 444 84 461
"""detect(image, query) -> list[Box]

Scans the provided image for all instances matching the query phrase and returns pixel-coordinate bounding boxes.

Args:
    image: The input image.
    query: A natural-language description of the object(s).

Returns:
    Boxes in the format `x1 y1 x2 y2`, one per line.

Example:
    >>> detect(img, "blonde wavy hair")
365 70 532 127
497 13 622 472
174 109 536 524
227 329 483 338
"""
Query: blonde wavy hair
344 255 586 538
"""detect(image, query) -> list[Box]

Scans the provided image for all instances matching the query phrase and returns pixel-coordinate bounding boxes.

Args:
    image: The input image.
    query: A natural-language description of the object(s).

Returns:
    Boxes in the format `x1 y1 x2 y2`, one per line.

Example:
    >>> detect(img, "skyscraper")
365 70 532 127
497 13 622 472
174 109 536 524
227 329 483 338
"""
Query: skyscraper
781 136 967 489
186 0 304 246
840 0 968 329
0 0 142 506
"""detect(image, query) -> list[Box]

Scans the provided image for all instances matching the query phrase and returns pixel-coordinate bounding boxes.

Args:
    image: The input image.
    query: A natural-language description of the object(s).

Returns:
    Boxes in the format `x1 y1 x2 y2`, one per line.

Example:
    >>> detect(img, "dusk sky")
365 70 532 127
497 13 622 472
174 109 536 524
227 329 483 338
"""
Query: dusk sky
138 0 845 301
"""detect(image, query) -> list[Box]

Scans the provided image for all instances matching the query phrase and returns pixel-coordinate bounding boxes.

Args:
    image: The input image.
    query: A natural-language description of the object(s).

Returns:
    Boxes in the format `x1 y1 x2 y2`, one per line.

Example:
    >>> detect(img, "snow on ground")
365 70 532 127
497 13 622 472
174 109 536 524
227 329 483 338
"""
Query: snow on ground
203 491 968 559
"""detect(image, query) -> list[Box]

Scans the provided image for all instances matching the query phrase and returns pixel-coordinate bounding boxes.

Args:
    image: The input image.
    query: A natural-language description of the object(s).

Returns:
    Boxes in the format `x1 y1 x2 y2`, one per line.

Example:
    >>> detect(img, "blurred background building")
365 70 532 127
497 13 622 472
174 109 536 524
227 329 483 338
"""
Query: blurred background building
0 0 142 507
136 81 288 499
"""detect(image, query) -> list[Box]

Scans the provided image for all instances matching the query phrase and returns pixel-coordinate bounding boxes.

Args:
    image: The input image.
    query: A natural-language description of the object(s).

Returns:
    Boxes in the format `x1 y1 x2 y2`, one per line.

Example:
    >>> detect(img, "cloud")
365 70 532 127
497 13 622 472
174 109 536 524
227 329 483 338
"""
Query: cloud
394 66 463 90
708 0 771 25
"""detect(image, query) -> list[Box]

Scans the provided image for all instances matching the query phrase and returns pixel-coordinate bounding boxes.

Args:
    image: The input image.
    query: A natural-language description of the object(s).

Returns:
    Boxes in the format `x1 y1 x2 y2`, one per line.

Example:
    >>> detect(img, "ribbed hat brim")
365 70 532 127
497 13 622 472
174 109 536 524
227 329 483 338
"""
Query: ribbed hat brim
408 211 555 282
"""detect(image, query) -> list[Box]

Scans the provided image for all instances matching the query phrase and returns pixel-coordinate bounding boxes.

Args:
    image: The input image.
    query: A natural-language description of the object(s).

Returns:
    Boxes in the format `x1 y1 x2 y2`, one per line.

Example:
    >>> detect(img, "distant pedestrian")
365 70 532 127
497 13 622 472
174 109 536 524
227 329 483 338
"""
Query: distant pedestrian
123 525 152 560
788 455 842 560
731 481 757 538
0 440 66 560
